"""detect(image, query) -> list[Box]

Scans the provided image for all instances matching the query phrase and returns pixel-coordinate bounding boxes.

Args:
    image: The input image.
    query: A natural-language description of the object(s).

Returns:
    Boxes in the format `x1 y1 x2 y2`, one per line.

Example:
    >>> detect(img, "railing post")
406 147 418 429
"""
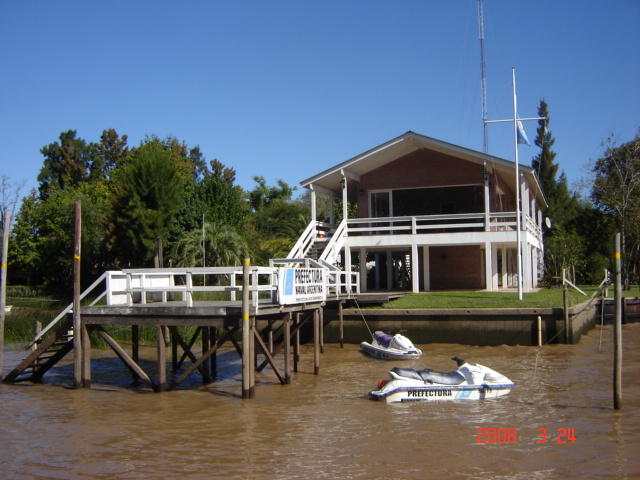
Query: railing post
186 271 193 307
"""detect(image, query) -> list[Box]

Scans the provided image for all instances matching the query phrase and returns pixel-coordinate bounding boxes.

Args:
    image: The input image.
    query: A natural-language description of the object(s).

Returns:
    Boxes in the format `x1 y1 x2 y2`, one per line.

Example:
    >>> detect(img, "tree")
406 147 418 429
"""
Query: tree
245 177 309 264
95 128 129 180
9 184 110 291
37 130 98 199
531 100 558 200
1 174 26 231
106 139 185 266
171 221 249 269
530 100 580 229
591 132 640 287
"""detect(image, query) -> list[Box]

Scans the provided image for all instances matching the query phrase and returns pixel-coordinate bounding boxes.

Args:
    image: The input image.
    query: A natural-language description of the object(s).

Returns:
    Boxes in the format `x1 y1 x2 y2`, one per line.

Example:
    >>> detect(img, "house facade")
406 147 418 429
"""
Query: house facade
286 131 547 294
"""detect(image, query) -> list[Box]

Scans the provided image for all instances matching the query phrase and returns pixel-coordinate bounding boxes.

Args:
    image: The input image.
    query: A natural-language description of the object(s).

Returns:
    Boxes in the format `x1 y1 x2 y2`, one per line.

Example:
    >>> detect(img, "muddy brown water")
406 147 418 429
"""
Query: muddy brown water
1 323 639 479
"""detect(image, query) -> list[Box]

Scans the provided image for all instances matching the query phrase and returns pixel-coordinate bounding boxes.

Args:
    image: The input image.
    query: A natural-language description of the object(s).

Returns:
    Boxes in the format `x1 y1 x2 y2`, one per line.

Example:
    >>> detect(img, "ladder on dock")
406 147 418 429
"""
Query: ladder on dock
3 316 75 383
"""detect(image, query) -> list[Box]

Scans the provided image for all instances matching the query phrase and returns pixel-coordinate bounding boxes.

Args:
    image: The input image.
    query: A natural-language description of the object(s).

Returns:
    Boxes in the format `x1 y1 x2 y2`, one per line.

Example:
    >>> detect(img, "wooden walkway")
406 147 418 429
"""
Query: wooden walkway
3 263 362 397
3 298 333 395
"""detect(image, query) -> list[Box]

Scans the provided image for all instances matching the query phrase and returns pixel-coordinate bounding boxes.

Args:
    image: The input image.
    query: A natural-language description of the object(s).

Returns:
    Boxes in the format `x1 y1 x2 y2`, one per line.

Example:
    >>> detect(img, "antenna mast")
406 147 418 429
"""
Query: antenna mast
478 0 489 154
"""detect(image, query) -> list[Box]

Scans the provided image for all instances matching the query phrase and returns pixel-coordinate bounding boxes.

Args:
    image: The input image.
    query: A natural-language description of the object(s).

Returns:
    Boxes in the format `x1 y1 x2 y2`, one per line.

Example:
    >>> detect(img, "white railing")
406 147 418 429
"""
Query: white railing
26 272 110 348
341 212 541 239
106 267 279 310
319 219 348 265
26 263 362 349
286 221 334 259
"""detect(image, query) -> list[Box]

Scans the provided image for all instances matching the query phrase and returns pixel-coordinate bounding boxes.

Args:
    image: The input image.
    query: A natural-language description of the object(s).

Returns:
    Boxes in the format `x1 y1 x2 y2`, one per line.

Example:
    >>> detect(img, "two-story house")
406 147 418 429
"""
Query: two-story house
286 131 547 294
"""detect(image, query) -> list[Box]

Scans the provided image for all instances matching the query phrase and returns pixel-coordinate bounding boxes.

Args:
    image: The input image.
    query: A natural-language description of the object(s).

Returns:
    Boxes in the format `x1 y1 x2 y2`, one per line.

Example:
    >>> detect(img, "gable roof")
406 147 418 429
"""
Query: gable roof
300 131 547 206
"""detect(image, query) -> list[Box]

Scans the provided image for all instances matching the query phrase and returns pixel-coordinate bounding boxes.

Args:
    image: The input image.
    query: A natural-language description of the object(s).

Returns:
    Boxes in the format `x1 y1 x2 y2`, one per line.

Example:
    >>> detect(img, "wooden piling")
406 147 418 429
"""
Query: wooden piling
0 209 10 380
338 300 344 348
537 316 542 347
613 233 622 410
157 325 167 392
242 258 252 399
314 308 320 375
131 325 140 384
73 201 83 389
284 312 291 384
562 270 569 344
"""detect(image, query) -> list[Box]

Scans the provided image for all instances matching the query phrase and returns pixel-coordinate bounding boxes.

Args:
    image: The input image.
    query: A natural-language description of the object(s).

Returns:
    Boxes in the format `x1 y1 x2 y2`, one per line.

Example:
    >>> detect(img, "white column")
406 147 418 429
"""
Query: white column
310 187 317 237
422 246 430 291
484 242 492 291
344 245 352 293
483 166 491 231
411 243 419 293
501 246 508 289
491 244 499 291
329 192 334 225
341 175 348 221
359 247 367 293
522 242 532 292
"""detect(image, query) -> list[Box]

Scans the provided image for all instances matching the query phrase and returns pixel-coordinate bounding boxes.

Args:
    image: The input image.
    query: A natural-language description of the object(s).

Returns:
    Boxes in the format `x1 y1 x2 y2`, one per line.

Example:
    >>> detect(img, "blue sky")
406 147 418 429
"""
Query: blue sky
1 1 638 202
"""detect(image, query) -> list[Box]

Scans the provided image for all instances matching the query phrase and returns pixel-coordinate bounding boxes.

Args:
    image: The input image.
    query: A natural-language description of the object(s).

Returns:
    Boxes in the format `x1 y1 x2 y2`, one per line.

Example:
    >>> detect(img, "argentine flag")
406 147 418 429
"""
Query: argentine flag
517 118 530 146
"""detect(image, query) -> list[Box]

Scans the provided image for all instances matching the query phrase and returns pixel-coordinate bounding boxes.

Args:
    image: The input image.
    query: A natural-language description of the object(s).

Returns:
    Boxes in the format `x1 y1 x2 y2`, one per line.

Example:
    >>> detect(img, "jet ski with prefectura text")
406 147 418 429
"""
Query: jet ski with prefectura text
360 330 422 360
369 356 514 403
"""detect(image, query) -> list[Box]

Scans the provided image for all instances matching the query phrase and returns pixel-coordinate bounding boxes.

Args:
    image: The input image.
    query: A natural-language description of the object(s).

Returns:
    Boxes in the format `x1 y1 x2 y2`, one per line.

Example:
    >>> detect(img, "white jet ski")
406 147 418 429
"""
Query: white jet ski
360 330 422 360
369 356 514 403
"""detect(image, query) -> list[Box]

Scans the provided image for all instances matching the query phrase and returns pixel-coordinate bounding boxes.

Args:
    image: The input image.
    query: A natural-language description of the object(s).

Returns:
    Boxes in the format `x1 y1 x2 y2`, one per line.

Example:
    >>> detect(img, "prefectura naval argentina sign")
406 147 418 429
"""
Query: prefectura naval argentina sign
278 268 326 305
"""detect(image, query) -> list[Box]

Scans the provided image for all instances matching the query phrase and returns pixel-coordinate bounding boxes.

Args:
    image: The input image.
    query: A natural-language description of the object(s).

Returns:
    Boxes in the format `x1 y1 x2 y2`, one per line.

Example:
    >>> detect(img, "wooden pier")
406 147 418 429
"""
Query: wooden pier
3 264 359 397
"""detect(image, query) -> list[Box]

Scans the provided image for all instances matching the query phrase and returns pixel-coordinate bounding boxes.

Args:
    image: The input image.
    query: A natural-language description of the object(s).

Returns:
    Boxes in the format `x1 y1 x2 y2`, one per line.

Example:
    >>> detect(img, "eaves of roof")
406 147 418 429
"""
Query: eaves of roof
300 131 547 207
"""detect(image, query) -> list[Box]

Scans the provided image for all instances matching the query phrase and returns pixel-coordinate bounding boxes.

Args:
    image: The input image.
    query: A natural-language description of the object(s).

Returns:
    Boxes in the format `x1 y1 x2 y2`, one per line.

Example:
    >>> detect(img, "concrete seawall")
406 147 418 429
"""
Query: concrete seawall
322 300 602 346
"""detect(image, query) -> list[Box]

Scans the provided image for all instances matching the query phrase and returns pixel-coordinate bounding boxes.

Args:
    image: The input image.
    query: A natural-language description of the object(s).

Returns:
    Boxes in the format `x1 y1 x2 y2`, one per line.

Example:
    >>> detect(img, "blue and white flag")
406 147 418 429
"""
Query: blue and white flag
517 118 530 146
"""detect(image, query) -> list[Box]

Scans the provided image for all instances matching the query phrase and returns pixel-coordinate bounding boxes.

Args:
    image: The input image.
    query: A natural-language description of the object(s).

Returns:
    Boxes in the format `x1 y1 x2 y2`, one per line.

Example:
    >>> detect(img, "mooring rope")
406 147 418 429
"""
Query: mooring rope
352 296 375 340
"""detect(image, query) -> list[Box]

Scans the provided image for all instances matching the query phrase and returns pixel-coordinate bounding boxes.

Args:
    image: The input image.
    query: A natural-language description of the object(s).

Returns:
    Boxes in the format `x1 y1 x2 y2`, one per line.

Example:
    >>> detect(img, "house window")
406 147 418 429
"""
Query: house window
392 185 483 216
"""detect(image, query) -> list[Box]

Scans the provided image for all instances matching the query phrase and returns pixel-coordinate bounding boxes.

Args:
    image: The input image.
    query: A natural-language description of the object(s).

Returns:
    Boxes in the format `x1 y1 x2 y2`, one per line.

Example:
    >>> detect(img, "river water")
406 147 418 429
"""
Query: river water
1 323 638 480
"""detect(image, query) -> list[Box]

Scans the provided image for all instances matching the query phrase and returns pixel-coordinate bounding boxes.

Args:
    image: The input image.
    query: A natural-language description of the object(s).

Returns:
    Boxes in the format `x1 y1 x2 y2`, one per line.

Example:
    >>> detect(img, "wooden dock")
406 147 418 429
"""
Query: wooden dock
2 265 360 397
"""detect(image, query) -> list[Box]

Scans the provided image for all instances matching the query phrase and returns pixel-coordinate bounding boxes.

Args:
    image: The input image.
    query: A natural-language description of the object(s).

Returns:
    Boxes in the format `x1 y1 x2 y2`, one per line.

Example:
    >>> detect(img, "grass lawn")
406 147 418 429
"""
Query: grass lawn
384 285 637 310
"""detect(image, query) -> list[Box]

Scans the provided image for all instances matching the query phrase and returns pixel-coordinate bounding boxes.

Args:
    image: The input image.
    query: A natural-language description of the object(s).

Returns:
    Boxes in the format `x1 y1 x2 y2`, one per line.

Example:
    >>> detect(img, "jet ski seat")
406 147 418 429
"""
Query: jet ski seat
391 367 465 385
373 331 394 348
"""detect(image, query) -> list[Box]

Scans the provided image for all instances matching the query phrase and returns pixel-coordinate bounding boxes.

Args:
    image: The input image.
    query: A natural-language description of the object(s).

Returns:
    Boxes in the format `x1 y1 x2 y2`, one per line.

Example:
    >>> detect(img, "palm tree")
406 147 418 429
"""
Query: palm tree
171 222 249 268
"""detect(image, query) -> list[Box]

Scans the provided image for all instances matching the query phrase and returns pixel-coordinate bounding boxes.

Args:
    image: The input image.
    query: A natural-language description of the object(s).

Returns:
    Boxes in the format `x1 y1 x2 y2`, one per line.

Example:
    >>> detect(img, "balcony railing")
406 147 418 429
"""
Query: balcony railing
344 212 540 237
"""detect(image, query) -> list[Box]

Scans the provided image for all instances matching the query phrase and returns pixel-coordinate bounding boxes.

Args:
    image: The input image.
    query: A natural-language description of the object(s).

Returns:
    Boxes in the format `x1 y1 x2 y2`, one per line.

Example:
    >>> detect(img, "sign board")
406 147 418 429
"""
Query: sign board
278 268 326 305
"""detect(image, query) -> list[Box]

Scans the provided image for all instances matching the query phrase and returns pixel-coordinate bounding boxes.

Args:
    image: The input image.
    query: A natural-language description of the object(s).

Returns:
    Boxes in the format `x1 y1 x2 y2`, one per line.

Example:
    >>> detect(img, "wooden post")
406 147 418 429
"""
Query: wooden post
210 326 217 376
32 321 42 352
294 312 300 372
338 300 344 348
284 312 291 384
537 316 542 347
201 325 211 383
131 325 140 384
73 201 83 389
314 309 320 375
613 233 622 410
319 306 324 353
82 323 91 388
242 258 252 399
0 210 10 379
562 269 569 344
157 325 166 392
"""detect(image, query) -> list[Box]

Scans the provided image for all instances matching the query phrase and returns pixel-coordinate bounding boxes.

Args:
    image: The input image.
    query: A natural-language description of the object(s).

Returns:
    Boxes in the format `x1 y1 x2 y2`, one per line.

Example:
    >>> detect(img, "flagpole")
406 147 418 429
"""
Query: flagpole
512 67 524 300
485 68 545 300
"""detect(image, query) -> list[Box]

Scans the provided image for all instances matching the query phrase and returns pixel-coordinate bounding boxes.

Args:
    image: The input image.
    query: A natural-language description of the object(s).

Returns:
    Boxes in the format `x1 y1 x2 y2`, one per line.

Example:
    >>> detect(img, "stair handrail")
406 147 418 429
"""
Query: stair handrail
286 220 317 259
319 219 347 265
25 271 110 349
